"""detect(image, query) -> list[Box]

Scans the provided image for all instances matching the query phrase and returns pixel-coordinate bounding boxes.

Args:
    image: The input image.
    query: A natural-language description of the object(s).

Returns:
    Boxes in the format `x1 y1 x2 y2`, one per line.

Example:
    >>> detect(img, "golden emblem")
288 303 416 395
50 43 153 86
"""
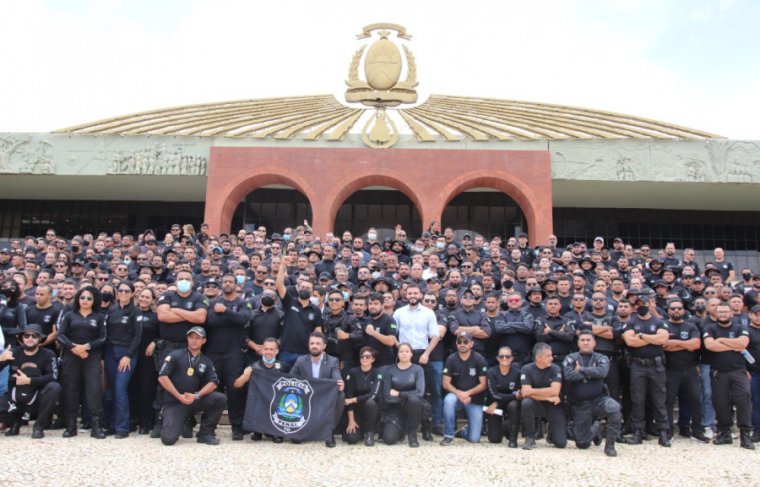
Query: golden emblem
345 23 418 148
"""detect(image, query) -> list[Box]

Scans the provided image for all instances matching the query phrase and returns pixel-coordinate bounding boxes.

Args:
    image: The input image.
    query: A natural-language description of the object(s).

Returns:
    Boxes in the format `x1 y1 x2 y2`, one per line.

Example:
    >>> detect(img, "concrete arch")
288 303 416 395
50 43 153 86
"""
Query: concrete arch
205 169 319 235
323 174 426 236
435 172 552 245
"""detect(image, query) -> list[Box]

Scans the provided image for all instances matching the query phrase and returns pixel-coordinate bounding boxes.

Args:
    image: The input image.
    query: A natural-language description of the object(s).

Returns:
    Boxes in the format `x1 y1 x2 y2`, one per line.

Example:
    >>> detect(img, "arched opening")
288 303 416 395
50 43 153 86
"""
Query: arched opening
231 185 312 233
333 186 421 239
442 188 527 240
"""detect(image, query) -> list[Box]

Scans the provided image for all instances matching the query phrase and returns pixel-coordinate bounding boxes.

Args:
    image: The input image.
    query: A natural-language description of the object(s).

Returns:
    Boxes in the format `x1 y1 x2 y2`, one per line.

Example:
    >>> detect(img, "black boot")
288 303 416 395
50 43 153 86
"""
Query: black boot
231 426 244 441
507 426 518 448
90 417 106 439
32 422 45 439
604 439 618 457
407 431 419 448
751 431 760 443
62 418 77 438
627 430 643 445
740 429 756 450
5 422 20 436
364 432 375 447
658 430 671 447
149 415 162 439
713 429 732 445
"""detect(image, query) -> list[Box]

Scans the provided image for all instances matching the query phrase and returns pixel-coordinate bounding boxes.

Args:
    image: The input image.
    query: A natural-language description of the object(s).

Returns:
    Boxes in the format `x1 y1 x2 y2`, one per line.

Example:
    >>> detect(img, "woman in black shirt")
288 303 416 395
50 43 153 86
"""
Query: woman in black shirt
57 286 106 439
343 346 382 446
381 343 425 447
130 288 159 434
103 281 141 438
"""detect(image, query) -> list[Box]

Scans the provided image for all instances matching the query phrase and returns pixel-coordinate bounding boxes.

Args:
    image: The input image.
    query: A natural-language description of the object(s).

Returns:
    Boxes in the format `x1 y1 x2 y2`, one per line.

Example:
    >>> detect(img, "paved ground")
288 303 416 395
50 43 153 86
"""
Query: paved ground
3 426 757 486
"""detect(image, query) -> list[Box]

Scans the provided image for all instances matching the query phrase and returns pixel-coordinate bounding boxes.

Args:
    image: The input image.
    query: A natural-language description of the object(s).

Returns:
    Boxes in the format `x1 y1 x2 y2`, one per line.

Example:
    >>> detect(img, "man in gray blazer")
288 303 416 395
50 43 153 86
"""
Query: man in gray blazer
289 331 345 447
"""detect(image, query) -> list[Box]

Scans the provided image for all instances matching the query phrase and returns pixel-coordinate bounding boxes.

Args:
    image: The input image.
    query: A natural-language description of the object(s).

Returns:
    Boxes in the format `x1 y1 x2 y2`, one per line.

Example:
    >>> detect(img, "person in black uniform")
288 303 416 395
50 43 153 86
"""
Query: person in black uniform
662 299 709 442
322 289 363 374
520 342 566 450
343 346 383 446
151 269 209 438
440 331 488 445
234 337 285 443
485 346 522 447
493 293 535 366
130 288 159 434
103 281 141 438
157 326 227 446
25 284 63 352
381 342 426 447
621 294 670 447
747 305 760 442
205 273 252 441
57 285 107 439
703 302 754 449
0 324 61 439
574 292 620 403
534 296 574 364
364 293 398 369
562 331 621 457
245 289 283 363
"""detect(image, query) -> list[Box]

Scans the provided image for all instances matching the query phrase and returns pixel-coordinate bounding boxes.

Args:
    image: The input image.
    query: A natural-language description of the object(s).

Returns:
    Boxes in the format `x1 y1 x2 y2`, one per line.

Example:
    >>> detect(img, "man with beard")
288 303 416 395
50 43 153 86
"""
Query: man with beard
0 324 61 438
703 303 754 449
393 284 439 373
276 256 323 371
289 332 345 447
621 294 671 447
364 293 398 369
204 273 252 441
662 299 708 442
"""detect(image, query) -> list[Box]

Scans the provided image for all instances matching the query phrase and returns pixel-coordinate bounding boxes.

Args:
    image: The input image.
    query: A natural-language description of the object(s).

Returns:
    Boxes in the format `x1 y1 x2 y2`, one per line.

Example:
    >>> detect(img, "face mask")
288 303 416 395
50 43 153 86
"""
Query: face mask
236 275 245 285
499 301 509 311
436 269 446 278
72 246 80 252
51 289 58 300
123 258 130 264
695 304 706 313
283 234 290 241
371 271 381 280
367 232 377 241
176 280 192 294
101 292 114 302
262 356 276 365
261 295 275 307
414 247 423 253
636 306 649 317
309 296 320 307
743 273 752 281
298 289 311 300
436 242 445 250
449 282 460 289
341 291 350 301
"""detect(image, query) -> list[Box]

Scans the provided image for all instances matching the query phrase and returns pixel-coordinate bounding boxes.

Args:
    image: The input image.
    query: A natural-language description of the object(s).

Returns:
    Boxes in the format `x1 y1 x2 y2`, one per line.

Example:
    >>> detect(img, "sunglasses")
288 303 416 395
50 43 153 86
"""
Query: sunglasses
669 307 684 311
423 299 436 303
360 354 373 359
592 298 606 301
456 339 471 345
328 297 343 302
117 289 132 294
79 296 94 301
22 333 39 339
497 354 513 359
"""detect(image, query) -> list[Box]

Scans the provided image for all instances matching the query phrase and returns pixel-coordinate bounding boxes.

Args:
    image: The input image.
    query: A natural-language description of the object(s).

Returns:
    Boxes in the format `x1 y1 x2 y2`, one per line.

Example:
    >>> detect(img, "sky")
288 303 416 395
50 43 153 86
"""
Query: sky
1 0 758 138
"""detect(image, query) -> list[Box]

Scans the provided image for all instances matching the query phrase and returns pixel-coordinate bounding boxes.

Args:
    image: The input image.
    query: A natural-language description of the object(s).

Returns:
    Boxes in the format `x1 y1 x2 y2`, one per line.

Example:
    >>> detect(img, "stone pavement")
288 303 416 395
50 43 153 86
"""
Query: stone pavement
2 426 757 486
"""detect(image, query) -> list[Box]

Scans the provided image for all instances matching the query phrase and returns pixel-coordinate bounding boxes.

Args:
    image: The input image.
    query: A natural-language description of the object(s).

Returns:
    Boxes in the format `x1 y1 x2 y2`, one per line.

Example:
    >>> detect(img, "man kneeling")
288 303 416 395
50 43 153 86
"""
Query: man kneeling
158 326 227 446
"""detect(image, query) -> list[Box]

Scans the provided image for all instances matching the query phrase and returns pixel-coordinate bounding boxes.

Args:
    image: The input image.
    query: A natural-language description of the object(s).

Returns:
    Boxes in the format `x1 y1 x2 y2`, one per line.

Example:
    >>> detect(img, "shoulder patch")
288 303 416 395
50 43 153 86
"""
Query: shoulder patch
164 355 172 362
376 373 383 380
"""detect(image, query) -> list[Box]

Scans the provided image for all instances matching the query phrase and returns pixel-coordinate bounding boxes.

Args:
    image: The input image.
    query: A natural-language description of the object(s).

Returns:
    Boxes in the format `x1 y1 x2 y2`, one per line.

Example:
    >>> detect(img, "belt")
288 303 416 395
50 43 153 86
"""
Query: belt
632 357 658 366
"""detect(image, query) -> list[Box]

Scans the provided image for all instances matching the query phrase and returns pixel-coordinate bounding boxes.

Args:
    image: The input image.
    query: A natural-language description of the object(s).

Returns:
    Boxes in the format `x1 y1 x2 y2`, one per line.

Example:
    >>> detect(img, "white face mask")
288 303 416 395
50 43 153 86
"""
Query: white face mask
309 296 321 307
367 232 377 241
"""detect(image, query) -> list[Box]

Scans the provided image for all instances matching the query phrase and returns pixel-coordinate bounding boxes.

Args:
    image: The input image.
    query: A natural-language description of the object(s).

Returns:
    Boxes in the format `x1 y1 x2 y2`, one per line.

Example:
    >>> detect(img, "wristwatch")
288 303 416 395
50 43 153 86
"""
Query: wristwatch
194 392 202 401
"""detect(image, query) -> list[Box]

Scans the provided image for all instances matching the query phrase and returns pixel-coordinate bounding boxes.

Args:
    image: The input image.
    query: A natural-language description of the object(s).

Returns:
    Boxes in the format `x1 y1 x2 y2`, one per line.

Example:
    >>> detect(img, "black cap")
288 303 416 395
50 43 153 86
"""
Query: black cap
22 324 45 340
751 305 760 314
270 233 282 241
318 272 332 281
204 278 219 288
654 279 668 288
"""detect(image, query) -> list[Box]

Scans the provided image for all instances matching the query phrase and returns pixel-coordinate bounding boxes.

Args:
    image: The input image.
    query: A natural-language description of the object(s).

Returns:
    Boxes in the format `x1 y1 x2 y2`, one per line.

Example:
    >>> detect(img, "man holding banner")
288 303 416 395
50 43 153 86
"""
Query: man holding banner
243 332 344 447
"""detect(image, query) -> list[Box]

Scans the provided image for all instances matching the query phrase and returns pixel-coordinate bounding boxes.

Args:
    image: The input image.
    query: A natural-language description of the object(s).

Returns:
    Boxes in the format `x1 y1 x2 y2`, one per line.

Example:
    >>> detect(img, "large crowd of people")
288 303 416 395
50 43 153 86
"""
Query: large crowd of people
1 221 760 458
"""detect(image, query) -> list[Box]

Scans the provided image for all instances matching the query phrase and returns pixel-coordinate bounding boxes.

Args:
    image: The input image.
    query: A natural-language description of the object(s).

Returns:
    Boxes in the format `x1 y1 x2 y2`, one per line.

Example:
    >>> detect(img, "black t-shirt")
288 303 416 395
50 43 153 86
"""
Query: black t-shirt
279 291 322 354
486 364 521 405
156 290 209 342
443 351 488 404
623 316 668 359
248 306 284 345
747 325 760 374
365 313 397 367
158 348 218 401
703 321 749 372
520 362 562 398
664 320 700 370
25 302 63 352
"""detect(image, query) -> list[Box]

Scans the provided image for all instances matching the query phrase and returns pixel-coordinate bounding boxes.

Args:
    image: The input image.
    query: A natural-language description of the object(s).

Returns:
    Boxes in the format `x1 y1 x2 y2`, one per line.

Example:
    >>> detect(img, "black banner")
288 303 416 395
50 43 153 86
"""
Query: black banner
242 370 339 441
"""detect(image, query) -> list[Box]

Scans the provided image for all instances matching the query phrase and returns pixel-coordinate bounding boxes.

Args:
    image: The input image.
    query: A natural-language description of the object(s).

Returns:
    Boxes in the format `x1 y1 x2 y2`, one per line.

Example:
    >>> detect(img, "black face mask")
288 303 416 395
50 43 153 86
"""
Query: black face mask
101 292 114 303
261 296 275 307
446 301 457 309
449 282 460 289
743 273 752 281
637 306 649 317
695 304 706 313
297 289 311 301
436 269 446 278
499 301 509 311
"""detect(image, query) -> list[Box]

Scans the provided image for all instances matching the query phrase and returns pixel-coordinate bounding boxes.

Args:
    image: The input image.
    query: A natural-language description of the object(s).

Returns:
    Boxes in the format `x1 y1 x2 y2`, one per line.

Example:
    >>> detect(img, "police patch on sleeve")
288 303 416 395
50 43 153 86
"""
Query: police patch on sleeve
164 355 172 362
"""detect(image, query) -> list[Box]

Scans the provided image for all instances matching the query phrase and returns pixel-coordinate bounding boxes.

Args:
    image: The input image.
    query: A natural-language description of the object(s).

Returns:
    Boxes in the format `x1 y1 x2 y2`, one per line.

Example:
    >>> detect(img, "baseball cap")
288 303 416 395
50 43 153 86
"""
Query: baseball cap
186 326 206 338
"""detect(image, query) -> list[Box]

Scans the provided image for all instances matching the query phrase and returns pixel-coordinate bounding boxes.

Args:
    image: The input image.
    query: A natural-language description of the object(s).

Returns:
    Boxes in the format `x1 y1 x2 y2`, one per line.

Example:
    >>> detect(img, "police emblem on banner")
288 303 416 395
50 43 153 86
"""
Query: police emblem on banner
270 377 313 434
